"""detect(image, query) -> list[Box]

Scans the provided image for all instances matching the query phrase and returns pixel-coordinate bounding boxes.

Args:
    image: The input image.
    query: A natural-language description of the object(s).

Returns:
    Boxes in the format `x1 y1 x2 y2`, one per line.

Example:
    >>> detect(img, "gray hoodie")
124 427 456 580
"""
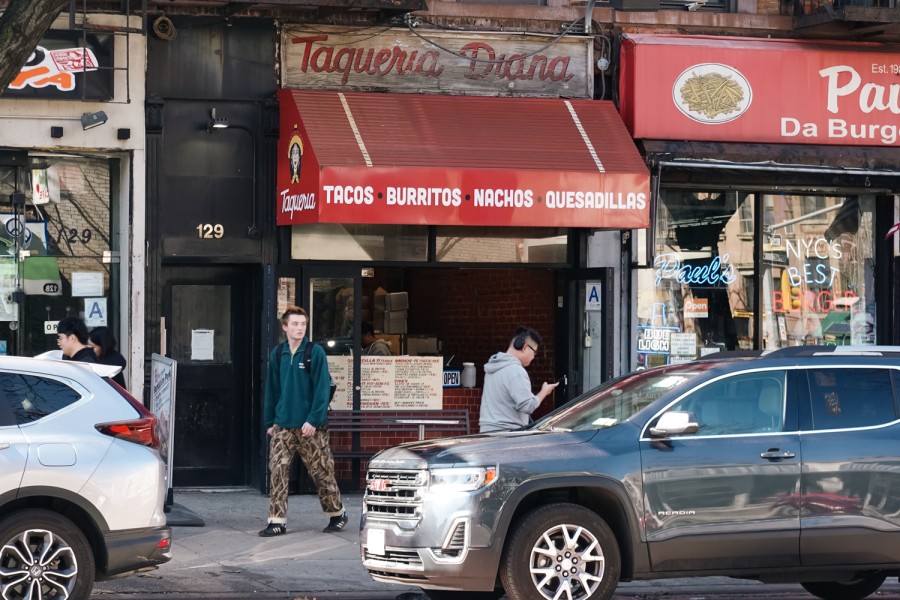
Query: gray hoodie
479 352 540 432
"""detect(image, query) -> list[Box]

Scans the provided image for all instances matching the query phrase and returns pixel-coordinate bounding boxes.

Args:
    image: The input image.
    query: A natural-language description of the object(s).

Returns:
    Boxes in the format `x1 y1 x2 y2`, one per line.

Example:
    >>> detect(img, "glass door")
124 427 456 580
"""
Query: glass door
562 268 613 402
0 155 120 358
303 267 361 411
276 265 363 409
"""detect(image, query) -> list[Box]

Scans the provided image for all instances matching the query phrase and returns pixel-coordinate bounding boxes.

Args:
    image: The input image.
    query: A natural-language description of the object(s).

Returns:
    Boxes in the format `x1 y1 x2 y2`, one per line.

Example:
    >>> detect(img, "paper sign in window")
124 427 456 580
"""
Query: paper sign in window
191 329 214 361
72 272 104 297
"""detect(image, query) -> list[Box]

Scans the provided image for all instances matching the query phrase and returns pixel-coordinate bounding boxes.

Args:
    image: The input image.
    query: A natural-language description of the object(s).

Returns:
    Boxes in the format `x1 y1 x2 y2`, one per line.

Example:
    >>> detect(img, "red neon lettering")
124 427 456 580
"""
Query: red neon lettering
773 291 785 313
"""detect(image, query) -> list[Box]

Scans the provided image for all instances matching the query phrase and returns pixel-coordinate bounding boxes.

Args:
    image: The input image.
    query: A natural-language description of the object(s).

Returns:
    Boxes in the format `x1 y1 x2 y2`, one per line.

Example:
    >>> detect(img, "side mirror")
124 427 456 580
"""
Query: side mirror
649 410 699 437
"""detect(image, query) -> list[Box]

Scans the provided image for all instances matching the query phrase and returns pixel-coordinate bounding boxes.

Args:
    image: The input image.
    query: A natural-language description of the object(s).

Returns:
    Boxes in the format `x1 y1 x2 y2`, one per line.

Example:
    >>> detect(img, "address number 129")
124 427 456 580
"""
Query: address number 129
196 224 224 238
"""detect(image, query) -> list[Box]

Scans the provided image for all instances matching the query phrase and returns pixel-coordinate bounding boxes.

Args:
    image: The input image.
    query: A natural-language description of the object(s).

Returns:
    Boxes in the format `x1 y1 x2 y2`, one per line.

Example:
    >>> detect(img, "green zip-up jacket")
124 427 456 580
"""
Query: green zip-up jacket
263 339 330 429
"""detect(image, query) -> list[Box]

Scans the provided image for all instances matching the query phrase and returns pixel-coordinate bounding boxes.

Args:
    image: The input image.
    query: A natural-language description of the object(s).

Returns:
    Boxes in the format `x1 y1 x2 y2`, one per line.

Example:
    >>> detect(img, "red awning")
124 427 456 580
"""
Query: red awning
277 90 650 229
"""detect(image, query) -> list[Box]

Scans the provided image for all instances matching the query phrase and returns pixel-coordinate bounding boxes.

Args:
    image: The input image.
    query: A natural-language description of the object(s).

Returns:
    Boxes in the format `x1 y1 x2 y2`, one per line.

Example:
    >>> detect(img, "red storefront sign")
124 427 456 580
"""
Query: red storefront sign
277 89 651 229
619 35 900 147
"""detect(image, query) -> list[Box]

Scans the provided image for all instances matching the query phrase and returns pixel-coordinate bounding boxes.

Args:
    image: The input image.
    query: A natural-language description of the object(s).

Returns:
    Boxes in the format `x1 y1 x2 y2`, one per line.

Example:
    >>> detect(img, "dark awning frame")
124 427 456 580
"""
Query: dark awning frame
638 139 900 268
640 140 900 196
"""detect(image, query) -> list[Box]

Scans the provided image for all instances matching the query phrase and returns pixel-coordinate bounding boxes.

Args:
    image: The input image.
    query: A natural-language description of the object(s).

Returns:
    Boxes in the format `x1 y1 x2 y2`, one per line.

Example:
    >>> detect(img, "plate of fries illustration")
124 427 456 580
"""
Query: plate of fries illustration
673 63 752 124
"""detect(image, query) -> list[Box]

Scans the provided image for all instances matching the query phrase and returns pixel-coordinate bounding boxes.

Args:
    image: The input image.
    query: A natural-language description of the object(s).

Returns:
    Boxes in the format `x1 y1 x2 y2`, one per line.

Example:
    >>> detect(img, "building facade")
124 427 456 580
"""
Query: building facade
0 11 147 391
4 0 895 491
618 34 899 368
140 0 899 491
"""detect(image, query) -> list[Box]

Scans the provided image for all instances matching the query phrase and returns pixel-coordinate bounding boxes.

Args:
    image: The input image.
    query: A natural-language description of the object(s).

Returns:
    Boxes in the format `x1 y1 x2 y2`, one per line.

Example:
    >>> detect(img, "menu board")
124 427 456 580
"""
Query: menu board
391 357 442 409
327 355 352 410
361 356 395 409
327 356 442 410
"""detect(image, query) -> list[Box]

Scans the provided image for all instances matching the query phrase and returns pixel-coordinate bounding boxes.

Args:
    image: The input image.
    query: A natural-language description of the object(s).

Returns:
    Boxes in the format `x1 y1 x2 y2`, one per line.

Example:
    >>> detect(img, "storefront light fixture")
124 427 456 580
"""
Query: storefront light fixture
206 107 259 239
81 111 108 130
208 108 229 131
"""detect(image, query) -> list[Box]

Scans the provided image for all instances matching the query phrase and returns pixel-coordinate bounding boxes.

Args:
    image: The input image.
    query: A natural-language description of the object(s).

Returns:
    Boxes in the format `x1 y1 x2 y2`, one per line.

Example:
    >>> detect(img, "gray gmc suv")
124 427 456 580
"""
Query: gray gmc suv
361 346 900 600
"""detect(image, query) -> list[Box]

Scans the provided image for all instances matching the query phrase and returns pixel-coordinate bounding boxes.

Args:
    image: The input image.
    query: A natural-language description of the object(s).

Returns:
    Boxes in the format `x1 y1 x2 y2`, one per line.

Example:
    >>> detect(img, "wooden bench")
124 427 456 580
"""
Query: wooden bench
326 409 472 459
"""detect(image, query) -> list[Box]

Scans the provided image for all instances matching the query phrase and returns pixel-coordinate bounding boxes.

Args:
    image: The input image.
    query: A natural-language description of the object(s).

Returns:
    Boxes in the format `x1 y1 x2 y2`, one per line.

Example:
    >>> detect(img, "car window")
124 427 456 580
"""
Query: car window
535 363 721 432
667 371 786 436
806 368 897 430
0 372 83 425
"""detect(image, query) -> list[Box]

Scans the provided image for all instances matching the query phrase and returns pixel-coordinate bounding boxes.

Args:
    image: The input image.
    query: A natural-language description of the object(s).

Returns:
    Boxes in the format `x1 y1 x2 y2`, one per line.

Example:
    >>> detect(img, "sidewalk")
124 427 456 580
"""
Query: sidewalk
92 487 415 599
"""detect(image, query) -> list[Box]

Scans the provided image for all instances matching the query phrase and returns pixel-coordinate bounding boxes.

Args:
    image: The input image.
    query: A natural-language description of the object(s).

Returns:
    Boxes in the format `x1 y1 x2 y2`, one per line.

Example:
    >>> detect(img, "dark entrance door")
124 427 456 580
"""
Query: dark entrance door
162 265 257 486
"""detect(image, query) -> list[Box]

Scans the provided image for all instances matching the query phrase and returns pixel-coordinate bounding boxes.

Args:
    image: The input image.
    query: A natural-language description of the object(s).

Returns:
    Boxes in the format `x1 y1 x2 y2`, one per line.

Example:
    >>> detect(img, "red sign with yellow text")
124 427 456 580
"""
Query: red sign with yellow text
619 35 900 147
276 89 651 228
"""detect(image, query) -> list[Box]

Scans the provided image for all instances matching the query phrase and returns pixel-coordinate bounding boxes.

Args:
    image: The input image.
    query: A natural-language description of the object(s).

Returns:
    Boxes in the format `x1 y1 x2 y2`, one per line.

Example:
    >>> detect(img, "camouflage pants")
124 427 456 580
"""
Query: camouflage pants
267 425 344 524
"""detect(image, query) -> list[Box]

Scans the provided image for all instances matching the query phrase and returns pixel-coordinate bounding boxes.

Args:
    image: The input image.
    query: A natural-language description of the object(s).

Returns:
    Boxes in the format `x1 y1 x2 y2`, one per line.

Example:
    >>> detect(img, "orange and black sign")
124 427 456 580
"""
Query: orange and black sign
2 31 114 101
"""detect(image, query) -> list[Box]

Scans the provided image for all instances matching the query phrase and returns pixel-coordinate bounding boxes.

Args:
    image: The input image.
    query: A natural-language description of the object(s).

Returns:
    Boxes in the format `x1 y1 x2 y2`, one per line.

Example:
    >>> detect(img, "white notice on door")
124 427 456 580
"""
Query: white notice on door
71 272 104 297
191 329 214 361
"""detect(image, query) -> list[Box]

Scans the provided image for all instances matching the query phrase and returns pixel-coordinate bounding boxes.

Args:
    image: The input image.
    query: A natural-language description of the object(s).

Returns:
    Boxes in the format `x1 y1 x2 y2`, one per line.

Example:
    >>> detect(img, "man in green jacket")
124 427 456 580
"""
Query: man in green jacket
259 305 347 537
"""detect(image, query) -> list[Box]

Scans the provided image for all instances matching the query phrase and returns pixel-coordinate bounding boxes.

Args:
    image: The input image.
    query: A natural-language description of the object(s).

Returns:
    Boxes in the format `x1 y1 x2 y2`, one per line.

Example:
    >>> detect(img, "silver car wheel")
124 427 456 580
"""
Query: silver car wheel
528 523 605 600
0 528 78 599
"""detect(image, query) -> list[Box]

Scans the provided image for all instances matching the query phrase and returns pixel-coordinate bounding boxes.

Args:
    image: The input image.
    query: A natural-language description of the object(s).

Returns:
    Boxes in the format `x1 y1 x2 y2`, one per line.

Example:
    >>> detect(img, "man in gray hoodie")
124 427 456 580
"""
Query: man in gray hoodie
479 327 559 433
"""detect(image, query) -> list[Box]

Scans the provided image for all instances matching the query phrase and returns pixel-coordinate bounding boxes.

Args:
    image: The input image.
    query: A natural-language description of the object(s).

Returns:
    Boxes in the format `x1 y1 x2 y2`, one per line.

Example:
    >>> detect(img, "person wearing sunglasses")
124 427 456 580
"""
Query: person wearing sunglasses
479 326 559 433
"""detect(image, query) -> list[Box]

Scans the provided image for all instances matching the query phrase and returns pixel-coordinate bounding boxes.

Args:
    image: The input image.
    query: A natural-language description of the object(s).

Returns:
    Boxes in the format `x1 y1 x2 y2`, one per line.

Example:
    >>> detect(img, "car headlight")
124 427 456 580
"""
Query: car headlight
429 466 498 492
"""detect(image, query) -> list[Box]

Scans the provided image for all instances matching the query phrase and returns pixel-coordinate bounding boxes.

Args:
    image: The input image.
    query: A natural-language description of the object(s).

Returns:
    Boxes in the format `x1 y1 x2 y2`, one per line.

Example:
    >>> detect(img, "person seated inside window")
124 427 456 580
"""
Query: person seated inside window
361 321 391 356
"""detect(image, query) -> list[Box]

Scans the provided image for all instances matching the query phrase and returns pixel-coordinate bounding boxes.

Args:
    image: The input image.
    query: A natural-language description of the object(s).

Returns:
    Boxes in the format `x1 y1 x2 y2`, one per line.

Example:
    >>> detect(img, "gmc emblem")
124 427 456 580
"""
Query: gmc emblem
368 479 390 492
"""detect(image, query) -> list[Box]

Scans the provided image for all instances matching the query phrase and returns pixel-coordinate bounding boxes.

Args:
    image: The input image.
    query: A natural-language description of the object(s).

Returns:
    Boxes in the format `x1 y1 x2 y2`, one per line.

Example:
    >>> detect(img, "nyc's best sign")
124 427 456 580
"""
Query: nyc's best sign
620 35 900 147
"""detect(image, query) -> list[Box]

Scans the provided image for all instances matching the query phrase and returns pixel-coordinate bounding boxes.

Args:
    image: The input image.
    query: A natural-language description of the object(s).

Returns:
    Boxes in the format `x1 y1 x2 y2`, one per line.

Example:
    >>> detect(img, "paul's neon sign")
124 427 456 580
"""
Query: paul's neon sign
654 253 737 287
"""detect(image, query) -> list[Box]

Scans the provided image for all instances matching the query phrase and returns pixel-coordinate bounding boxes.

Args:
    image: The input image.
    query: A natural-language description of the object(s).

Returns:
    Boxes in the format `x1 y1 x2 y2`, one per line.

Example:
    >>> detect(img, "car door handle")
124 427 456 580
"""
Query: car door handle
760 449 795 460
0 443 9 450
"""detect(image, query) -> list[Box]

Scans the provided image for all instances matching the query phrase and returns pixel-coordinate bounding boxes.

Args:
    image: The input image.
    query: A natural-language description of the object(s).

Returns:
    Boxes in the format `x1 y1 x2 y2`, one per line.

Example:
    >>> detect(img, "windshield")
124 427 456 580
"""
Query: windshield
534 362 723 432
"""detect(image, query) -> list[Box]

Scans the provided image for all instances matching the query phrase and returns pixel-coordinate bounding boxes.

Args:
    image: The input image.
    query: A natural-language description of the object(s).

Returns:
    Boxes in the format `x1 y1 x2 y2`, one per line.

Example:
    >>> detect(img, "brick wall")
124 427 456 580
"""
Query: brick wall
332 263 561 491
407 268 557 387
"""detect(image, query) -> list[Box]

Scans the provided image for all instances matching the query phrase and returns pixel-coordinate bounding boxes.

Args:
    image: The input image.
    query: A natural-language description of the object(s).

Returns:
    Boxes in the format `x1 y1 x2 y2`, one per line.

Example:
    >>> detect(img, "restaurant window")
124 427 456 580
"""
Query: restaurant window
633 190 876 368
762 194 875 348
0 155 119 357
435 227 567 263
291 224 427 261
292 225 569 264
801 196 829 222
739 200 753 236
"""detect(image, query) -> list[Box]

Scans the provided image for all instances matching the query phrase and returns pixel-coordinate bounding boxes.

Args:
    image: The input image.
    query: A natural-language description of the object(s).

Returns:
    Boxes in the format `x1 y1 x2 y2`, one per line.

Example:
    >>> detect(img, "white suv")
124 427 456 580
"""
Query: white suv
0 355 171 600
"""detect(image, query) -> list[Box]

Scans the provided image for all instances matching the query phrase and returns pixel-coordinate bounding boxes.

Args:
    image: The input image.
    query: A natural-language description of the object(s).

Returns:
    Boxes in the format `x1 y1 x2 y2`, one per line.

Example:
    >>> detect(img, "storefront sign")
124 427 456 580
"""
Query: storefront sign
653 253 737 287
277 90 651 229
1 216 49 256
669 332 698 357
773 289 857 314
443 370 461 387
770 235 851 314
585 282 603 311
683 297 708 319
84 297 107 327
2 31 114 101
150 354 177 497
620 35 900 147
637 326 680 354
283 26 592 98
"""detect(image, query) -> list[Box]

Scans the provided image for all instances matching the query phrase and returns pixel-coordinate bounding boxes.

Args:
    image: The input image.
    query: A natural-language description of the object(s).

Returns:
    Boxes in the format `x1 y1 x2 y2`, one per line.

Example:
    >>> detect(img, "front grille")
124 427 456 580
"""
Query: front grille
365 469 426 519
363 547 424 569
